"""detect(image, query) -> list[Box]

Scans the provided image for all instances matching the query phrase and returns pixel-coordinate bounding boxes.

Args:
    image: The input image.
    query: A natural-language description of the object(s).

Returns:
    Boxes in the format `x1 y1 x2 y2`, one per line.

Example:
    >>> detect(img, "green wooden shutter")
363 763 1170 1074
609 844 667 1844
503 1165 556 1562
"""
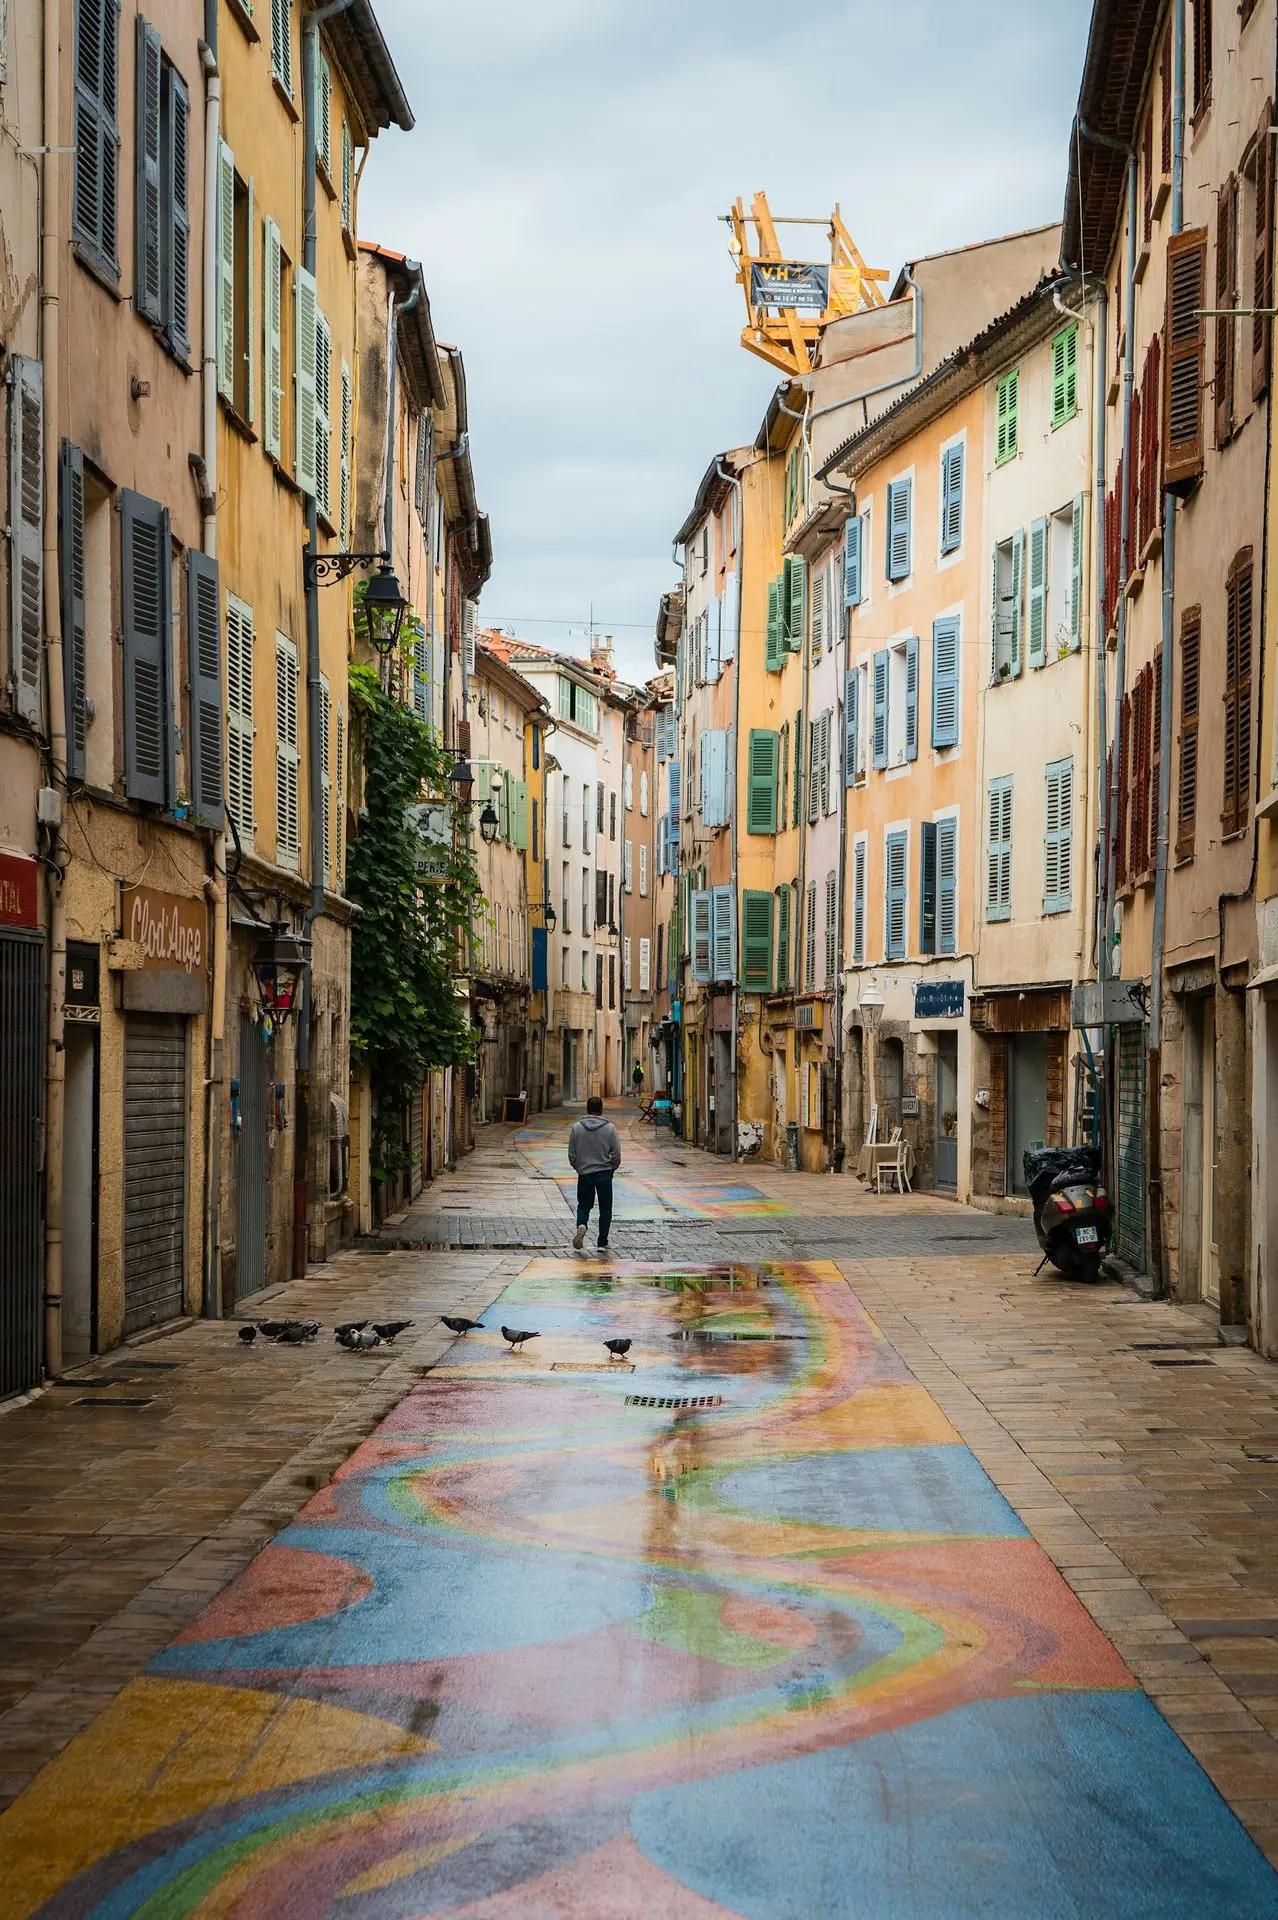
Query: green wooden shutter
996 369 1019 463
216 141 235 399
987 776 1013 921
59 440 87 782
785 554 806 651
1052 324 1078 426
1028 517 1048 667
1044 757 1074 913
135 17 163 324
121 489 173 806
746 729 778 834
776 884 791 990
1069 493 1085 650
766 577 783 670
186 550 224 827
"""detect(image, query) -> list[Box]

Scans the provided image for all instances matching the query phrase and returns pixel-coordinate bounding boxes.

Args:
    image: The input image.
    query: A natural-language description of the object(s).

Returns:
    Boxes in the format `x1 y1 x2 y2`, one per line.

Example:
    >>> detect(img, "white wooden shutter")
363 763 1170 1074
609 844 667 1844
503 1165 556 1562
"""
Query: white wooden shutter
9 356 43 724
316 52 332 175
335 703 345 885
271 0 293 94
216 141 235 399
294 266 318 496
226 593 255 844
340 118 353 231
263 217 282 457
320 674 332 882
339 360 352 540
275 634 299 866
639 842 648 897
639 936 651 993
314 306 332 517
1069 493 1085 650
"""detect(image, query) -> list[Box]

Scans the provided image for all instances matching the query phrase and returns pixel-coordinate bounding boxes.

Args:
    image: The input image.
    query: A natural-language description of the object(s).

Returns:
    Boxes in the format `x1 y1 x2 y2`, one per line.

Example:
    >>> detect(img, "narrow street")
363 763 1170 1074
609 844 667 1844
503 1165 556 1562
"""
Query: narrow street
2 1109 1277 1916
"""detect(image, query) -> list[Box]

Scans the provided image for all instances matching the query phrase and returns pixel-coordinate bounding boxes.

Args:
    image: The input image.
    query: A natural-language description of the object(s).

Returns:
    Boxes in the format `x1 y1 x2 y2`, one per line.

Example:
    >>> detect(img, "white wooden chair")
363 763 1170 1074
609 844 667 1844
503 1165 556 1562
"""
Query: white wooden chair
876 1137 912 1195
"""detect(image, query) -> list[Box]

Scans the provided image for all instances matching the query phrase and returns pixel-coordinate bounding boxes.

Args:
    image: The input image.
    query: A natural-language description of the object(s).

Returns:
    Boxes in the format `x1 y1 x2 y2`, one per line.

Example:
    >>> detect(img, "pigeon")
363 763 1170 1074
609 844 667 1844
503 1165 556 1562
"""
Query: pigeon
238 1324 258 1344
440 1315 484 1335
603 1338 632 1361
337 1326 381 1351
274 1320 319 1344
373 1320 415 1343
334 1321 368 1339
501 1326 539 1350
257 1320 292 1337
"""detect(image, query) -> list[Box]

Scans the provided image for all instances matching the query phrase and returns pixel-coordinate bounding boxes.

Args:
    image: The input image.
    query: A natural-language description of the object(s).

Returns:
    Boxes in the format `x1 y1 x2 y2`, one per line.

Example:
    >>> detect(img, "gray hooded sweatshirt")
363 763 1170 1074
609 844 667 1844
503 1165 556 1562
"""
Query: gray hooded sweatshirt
568 1114 622 1177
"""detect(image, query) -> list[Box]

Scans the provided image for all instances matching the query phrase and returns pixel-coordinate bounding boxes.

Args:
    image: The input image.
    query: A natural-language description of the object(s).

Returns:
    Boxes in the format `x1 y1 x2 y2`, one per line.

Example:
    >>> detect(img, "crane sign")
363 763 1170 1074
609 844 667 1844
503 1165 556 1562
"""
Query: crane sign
725 193 888 378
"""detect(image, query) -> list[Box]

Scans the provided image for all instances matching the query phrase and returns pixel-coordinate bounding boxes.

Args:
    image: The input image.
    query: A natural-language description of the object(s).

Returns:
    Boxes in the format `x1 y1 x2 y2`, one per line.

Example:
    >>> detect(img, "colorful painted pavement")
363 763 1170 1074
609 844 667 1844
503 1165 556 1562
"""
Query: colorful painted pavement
514 1122 791 1223
3 1259 1277 1919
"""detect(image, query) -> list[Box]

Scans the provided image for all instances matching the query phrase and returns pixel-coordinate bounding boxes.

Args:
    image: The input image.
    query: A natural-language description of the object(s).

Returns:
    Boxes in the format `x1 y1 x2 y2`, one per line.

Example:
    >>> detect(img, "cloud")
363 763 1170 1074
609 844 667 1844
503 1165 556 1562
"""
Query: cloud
360 0 1093 682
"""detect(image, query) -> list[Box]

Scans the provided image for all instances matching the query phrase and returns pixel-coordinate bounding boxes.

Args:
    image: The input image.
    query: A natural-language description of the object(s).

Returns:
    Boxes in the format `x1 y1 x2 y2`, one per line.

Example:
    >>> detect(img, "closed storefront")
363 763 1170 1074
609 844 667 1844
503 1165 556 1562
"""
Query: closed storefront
0 921 45 1398
972 988 1069 1203
123 1015 188 1334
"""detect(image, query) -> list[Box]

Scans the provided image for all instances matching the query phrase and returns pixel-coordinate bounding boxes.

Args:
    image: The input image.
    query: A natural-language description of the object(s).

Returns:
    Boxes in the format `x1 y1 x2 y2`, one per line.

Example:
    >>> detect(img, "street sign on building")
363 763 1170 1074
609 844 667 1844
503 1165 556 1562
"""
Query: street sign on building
914 980 965 1020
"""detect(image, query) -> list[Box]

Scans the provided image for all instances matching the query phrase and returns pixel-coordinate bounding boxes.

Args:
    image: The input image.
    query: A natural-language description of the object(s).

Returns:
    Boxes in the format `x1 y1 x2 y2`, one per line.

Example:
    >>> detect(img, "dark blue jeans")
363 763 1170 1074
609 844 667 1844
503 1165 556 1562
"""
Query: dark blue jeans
576 1171 614 1243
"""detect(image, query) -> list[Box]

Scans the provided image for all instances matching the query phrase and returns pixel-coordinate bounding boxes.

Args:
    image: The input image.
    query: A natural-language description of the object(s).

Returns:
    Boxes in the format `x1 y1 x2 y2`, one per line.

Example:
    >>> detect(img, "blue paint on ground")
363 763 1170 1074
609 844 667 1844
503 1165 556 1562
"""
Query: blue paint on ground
715 1446 1030 1539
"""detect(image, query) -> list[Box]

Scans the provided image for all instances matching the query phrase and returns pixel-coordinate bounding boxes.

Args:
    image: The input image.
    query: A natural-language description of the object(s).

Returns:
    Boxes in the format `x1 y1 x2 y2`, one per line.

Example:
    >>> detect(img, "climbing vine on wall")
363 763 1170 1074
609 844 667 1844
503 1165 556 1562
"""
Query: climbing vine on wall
345 660 479 1180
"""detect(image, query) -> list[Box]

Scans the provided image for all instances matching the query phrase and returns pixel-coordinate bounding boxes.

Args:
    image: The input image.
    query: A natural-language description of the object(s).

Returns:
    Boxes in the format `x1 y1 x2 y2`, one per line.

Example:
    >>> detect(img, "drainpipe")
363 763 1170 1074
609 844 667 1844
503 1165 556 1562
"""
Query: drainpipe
1148 0 1187 1297
1092 287 1110 985
296 0 355 1276
1103 158 1139 987
715 457 743 1161
40 0 66 1377
199 15 225 1319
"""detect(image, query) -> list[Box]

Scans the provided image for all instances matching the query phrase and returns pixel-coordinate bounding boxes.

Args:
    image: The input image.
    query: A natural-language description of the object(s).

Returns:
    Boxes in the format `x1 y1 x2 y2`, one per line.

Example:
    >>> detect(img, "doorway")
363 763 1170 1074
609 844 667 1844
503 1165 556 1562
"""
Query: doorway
1200 1000 1219 1306
1007 1034 1048 1195
62 1024 99 1359
935 1034 958 1192
236 1014 269 1301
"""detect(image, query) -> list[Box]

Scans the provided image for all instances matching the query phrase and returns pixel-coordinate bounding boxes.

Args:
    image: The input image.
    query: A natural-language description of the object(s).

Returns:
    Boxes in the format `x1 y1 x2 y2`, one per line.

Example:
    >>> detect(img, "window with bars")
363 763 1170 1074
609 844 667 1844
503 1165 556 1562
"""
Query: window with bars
1223 551 1254 834
275 634 300 868
1176 607 1201 858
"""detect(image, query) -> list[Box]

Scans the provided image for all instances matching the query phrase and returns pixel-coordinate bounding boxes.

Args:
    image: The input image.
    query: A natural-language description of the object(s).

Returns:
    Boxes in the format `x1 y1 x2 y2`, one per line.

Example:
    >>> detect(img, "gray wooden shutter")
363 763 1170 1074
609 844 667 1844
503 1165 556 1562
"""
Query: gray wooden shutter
1010 529 1025 675
134 17 162 324
711 884 735 982
73 0 119 275
885 831 907 958
844 668 860 784
9 356 43 725
121 489 173 806
852 839 866 963
165 66 191 356
941 443 964 553
264 217 283 456
59 440 88 781
186 550 224 827
931 616 959 747
904 637 919 761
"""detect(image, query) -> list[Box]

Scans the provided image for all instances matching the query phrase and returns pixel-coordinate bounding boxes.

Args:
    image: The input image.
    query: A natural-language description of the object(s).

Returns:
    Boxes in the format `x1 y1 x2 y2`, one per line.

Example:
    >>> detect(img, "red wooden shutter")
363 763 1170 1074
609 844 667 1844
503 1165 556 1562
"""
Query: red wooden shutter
1222 550 1254 834
1117 692 1131 888
1215 177 1237 448
1143 113 1154 244
1150 649 1163 874
1177 608 1201 859
1254 100 1274 400
1127 389 1141 568
1160 33 1173 176
1165 228 1208 490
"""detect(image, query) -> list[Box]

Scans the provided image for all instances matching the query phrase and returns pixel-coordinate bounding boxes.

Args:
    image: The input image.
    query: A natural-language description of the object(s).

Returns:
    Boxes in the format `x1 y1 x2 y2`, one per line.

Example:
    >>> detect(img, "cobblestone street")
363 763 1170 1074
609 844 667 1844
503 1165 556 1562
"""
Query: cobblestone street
2 1106 1277 1913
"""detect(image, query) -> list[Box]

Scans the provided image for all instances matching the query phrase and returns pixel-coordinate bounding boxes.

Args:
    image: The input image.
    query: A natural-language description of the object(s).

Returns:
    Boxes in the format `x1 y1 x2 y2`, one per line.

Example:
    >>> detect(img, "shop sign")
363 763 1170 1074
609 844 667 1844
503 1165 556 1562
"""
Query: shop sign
0 850 39 928
750 261 830 313
121 885 205 973
914 979 965 1020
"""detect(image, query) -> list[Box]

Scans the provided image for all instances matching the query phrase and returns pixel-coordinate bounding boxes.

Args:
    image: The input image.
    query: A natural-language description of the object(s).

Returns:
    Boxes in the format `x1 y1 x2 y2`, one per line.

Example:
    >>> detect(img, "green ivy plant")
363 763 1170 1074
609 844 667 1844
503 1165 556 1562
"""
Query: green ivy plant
345 659 480 1187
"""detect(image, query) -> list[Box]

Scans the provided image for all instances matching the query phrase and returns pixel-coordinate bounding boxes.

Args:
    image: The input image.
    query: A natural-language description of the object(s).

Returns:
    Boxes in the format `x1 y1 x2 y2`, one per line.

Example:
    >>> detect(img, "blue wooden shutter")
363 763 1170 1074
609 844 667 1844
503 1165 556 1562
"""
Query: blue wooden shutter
121 489 173 806
852 838 866 963
844 512 862 606
937 816 958 953
135 17 163 323
1044 758 1074 913
1028 517 1048 667
887 477 912 581
872 651 889 767
885 830 908 958
941 444 964 554
1069 493 1085 649
904 636 919 761
931 616 959 747
844 668 860 784
59 440 87 783
186 549 224 827
919 820 938 955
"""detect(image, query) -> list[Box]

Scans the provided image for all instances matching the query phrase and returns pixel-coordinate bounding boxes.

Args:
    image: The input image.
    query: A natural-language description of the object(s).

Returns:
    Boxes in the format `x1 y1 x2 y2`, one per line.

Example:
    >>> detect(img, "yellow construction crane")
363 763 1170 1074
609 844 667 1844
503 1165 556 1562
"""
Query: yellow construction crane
724 192 889 378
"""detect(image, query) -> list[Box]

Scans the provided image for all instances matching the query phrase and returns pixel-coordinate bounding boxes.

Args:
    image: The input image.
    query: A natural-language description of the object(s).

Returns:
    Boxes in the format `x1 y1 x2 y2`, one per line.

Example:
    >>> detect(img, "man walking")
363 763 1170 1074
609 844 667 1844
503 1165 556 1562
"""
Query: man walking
569 1097 621 1252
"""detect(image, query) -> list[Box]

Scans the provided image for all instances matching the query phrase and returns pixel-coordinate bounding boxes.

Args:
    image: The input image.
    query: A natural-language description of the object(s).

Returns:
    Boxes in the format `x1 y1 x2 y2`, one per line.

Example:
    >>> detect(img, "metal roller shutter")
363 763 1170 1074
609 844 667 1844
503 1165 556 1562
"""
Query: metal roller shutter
1115 1024 1146 1271
123 1015 187 1333
410 1088 424 1199
0 932 45 1397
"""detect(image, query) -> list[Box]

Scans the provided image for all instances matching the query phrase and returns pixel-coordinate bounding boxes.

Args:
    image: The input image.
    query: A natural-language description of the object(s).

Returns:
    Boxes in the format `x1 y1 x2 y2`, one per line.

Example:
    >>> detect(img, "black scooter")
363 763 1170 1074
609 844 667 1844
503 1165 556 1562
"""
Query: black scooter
1023 1145 1112 1284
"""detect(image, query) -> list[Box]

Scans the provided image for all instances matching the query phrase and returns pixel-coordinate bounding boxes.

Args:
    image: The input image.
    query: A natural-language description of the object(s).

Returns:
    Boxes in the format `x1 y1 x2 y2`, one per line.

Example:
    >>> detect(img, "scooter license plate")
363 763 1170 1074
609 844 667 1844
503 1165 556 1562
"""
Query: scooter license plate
1075 1225 1099 1246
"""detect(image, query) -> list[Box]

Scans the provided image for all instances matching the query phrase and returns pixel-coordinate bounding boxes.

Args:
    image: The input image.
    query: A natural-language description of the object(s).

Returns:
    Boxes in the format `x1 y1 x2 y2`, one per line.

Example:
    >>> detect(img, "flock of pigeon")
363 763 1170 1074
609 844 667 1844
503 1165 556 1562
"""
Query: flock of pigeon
236 1314 634 1361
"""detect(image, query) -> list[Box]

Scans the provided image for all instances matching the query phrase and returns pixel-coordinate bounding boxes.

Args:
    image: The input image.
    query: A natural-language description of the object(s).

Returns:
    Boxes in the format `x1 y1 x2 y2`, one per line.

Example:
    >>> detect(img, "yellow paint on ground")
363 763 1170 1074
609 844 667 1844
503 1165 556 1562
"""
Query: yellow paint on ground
0 1678 436 1920
341 1834 474 1895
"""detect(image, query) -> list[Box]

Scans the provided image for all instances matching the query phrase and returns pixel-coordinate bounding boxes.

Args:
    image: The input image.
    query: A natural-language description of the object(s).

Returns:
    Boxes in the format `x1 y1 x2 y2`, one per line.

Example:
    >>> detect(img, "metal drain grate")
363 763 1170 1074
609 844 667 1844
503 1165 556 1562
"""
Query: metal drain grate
669 1331 802 1343
626 1394 724 1410
115 1360 181 1371
71 1396 155 1408
1145 1353 1215 1367
551 1361 633 1373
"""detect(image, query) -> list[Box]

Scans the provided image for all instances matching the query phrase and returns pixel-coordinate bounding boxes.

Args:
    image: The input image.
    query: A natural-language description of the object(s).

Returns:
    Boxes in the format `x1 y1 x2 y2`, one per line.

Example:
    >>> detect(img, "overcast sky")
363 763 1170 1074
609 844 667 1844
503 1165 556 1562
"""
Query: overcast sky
360 0 1095 685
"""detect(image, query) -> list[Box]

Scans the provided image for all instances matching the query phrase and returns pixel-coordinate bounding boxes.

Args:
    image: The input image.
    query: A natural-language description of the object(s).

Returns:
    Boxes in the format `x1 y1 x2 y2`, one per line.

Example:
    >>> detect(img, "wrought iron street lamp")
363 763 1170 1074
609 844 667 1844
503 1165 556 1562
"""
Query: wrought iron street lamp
302 547 408 656
251 923 310 1026
448 759 476 809
479 802 499 845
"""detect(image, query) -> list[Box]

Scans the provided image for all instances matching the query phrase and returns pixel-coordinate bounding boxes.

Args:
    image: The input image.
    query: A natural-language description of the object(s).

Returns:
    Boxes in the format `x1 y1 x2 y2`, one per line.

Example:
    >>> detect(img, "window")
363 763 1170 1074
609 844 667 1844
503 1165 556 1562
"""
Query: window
135 23 190 358
746 729 779 834
741 891 773 993
886 477 913 582
275 634 300 868
340 119 353 234
595 869 609 930
986 777 1013 921
315 50 333 177
824 870 837 987
225 593 255 844
623 839 633 892
639 769 649 815
1051 326 1078 428
639 843 648 897
1250 100 1275 400
1160 31 1173 176
217 152 252 415
776 884 791 991
939 442 964 555
582 787 591 854
595 953 604 1011
582 869 592 935
121 490 175 807
931 617 959 747
609 952 616 1011
871 639 919 768
271 0 294 97
561 860 570 933
996 370 1019 464
639 936 651 994
624 763 634 810
1049 499 1085 657
1165 228 1208 489
557 677 598 733
581 950 589 993
991 533 1025 679
885 831 908 960
851 838 867 964
74 0 120 277
1191 0 1211 121
1223 550 1254 834
561 776 571 848
804 881 818 991
1214 174 1239 448
1177 606 1201 858
1044 759 1074 914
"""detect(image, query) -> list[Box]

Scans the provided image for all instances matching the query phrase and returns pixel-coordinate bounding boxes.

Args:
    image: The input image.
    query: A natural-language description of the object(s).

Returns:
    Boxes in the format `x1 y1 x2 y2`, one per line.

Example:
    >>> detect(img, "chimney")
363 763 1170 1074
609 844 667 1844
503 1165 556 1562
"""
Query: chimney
590 631 615 674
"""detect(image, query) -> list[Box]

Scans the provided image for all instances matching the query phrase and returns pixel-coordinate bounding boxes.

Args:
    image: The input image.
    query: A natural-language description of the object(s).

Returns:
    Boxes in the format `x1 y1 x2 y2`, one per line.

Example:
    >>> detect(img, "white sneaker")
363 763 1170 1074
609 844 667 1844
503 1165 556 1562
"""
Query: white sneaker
572 1224 586 1249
